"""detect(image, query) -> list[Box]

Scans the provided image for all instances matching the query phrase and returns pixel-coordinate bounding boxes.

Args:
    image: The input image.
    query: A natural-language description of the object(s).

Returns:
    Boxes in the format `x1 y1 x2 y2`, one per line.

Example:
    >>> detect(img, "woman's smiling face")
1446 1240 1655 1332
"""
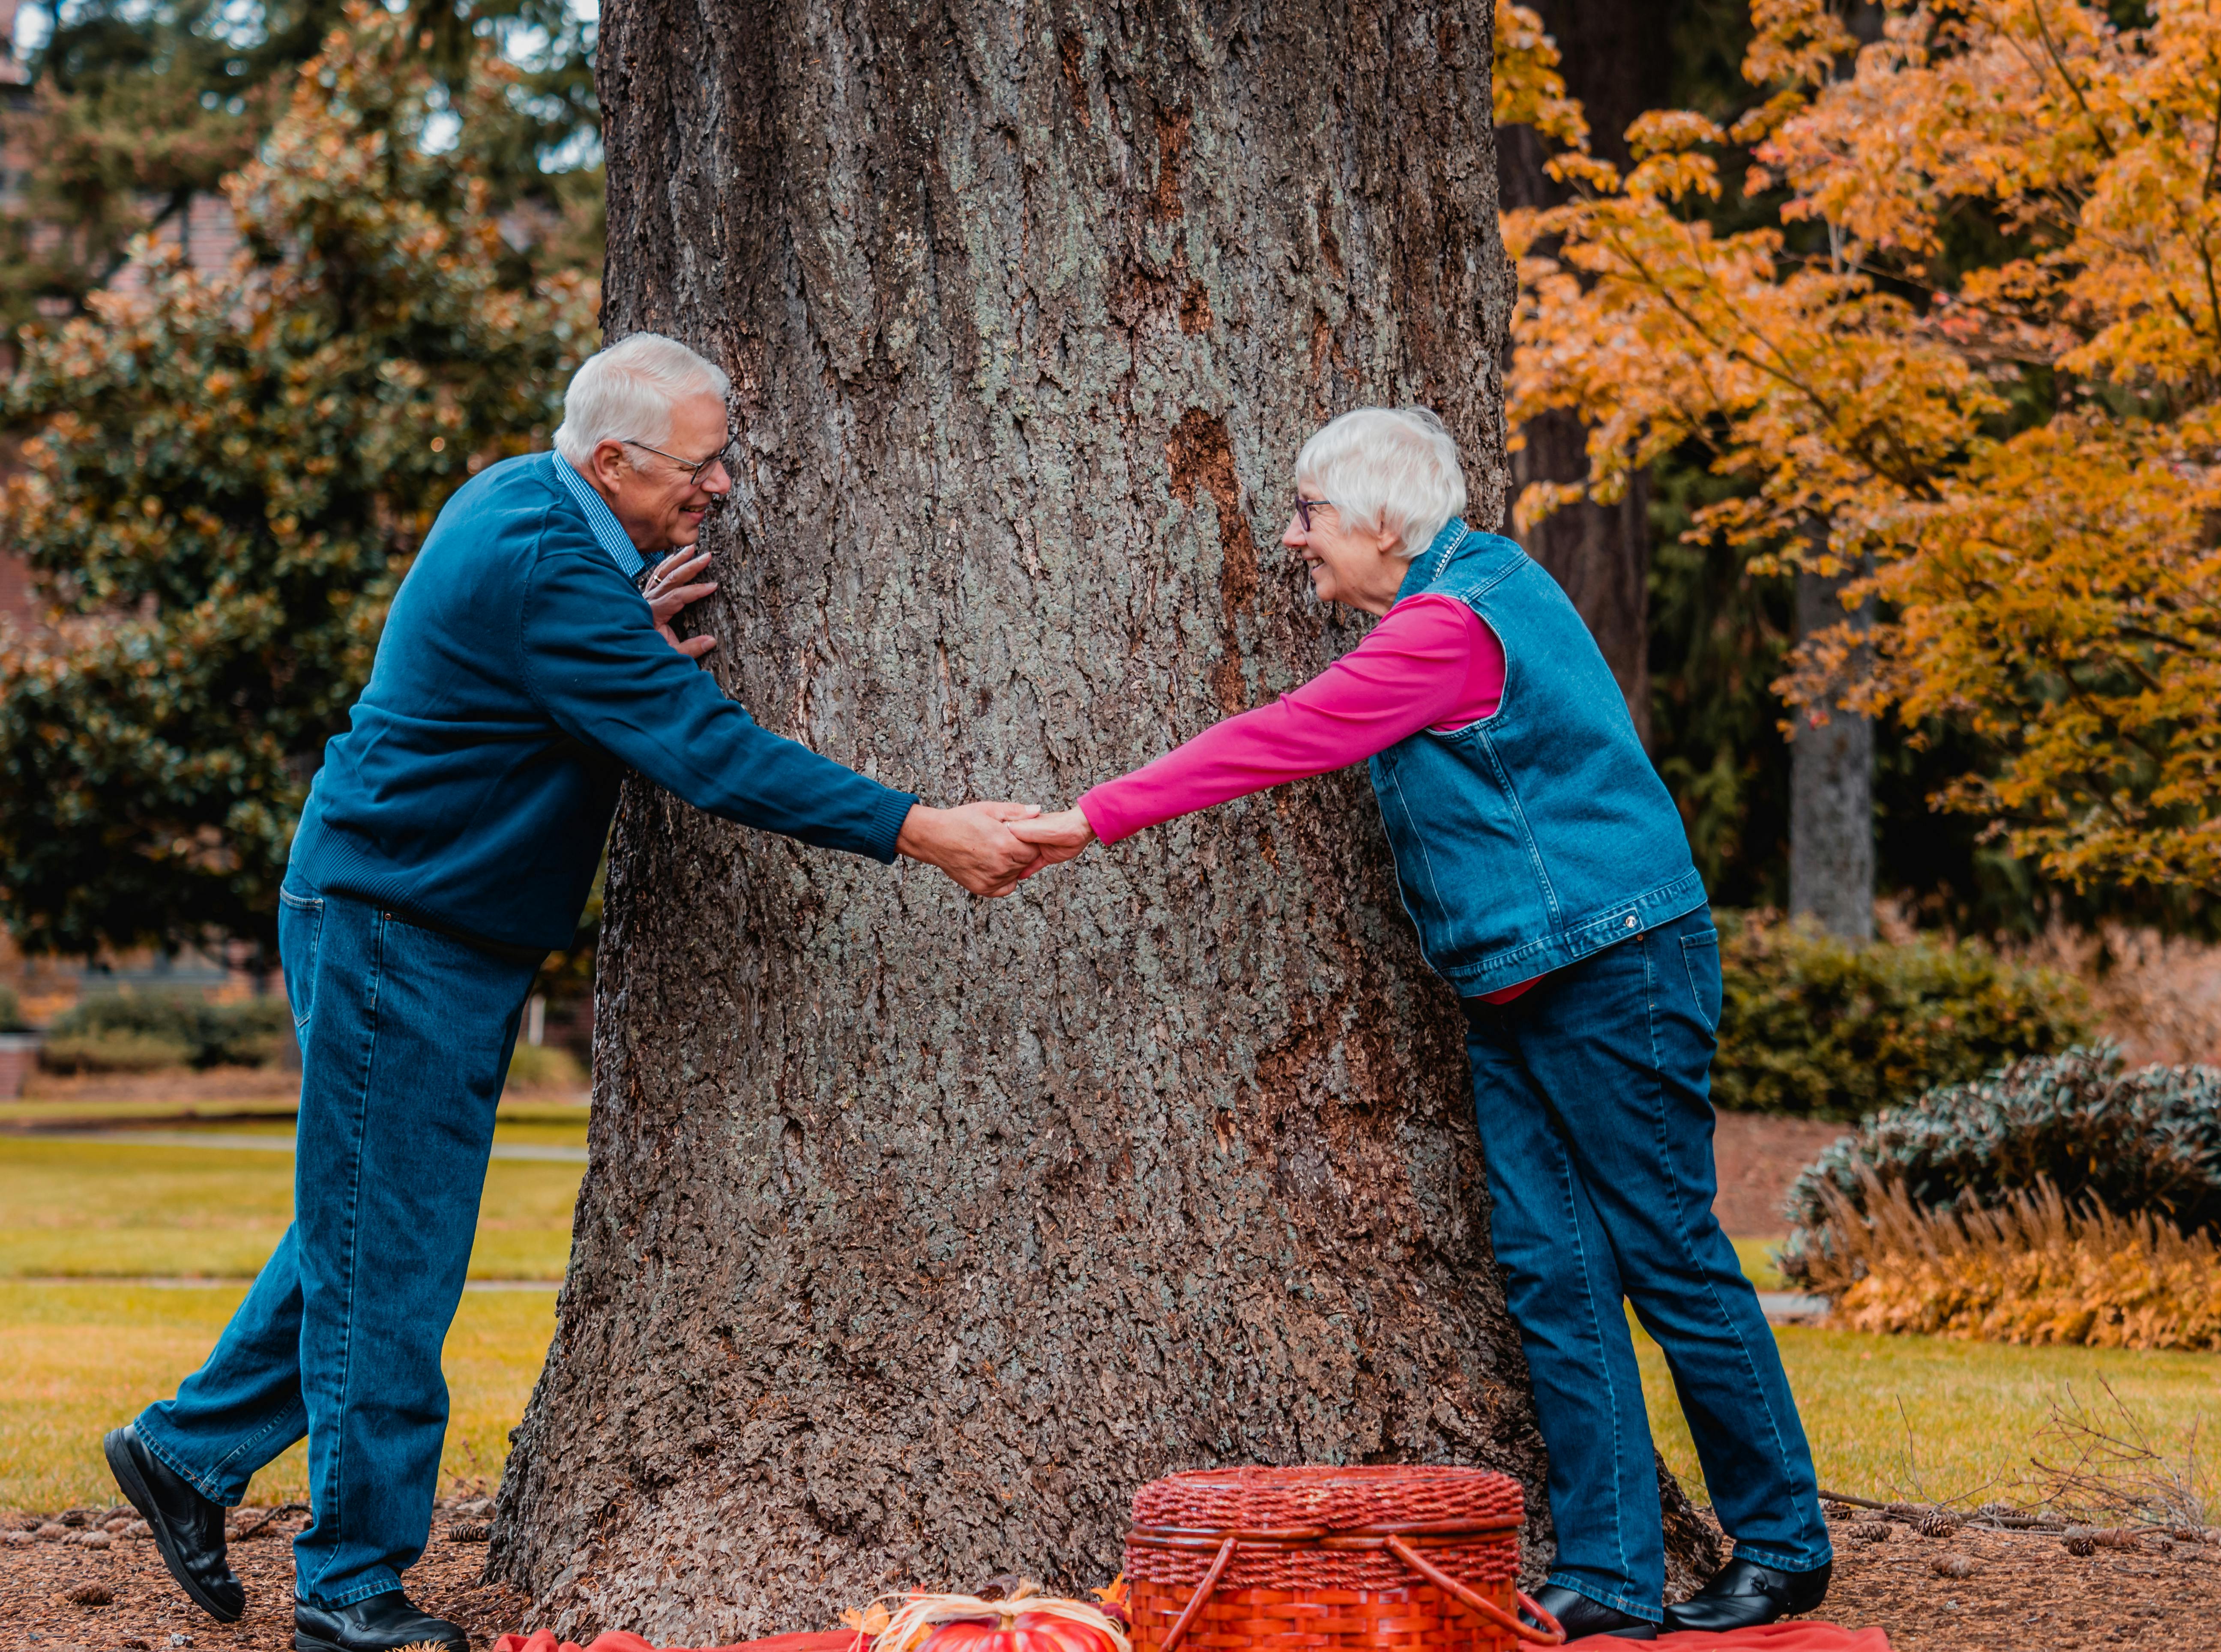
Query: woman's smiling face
1284 493 1410 616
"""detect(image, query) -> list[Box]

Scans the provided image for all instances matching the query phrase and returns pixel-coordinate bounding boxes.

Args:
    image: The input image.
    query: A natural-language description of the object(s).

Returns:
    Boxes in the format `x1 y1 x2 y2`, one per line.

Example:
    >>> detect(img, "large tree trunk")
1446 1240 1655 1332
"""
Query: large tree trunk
1789 563 1875 941
489 2 1715 1639
1495 0 1676 745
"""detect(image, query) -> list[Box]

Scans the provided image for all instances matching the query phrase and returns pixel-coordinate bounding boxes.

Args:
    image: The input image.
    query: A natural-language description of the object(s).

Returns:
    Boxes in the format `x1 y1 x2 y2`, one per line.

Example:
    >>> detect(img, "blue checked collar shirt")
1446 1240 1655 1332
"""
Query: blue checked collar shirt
554 452 649 583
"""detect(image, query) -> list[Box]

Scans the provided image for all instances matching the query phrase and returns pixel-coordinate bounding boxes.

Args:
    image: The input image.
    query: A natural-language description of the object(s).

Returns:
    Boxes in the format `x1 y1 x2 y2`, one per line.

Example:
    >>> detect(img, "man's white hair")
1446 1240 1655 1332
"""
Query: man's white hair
553 333 732 467
1295 407 1468 558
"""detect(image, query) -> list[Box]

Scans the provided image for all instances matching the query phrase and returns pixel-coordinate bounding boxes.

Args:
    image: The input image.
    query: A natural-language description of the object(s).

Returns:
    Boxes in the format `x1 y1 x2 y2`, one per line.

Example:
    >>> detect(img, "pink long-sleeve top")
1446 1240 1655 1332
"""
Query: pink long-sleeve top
1077 593 1543 1003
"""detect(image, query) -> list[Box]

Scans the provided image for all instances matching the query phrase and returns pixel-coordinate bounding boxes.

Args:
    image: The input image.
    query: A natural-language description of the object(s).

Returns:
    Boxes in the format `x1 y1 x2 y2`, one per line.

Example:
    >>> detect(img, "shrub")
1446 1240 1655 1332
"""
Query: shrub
39 1031 196 1074
505 1042 585 1091
0 983 21 1032
39 991 294 1071
1782 1045 2221 1275
1712 911 2090 1119
1791 1173 2221 1352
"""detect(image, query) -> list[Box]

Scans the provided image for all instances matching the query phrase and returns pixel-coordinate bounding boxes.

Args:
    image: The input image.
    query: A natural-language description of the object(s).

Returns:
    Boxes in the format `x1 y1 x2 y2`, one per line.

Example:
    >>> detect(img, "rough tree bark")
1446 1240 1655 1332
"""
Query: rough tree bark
1494 0 1676 746
489 2 1716 1639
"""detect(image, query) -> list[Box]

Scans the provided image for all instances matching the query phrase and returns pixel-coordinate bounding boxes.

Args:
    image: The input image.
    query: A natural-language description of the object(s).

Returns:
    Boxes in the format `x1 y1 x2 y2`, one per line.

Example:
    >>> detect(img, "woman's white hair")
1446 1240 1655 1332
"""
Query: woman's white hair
553 333 732 467
1295 407 1468 558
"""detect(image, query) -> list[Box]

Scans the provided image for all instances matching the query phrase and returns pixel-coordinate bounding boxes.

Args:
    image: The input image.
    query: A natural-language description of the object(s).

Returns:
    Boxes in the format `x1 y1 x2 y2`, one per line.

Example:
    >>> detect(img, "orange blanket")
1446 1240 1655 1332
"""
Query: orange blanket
494 1624 1890 1652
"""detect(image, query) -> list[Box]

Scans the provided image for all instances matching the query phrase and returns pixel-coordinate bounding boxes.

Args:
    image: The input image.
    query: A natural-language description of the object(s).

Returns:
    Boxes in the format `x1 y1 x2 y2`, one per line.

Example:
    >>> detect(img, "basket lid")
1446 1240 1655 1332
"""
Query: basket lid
1131 1464 1525 1532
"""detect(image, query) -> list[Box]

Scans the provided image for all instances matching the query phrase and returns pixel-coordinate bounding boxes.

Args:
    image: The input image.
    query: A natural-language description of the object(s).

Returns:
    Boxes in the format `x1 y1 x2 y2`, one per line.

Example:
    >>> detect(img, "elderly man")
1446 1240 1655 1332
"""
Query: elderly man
102 334 1041 1652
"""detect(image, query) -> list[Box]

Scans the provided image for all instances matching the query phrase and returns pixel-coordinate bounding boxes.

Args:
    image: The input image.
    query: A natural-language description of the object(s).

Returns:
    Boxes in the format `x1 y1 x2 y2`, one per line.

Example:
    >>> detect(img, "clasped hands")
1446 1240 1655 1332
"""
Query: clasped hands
895 803 1095 898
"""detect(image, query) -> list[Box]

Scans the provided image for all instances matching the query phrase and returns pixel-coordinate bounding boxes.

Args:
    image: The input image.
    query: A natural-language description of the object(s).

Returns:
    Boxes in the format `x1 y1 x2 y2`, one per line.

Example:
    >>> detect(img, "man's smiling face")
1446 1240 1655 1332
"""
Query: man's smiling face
592 392 733 553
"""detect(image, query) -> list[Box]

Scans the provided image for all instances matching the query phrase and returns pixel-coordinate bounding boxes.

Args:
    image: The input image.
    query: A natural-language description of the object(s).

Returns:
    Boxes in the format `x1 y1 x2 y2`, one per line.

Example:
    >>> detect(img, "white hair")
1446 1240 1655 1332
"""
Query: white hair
1295 407 1468 558
553 332 732 466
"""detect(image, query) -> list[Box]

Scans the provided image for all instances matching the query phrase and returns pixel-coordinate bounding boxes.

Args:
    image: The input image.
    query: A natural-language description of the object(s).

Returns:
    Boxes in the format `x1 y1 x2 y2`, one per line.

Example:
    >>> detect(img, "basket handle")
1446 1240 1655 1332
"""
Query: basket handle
1157 1535 1237 1652
1386 1534 1565 1647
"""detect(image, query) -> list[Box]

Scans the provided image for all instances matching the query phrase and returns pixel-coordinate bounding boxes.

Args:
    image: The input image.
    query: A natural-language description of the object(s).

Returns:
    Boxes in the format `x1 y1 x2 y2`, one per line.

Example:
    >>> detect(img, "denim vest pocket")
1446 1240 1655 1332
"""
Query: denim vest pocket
1680 927 1722 1035
1373 732 1557 977
278 888 326 1033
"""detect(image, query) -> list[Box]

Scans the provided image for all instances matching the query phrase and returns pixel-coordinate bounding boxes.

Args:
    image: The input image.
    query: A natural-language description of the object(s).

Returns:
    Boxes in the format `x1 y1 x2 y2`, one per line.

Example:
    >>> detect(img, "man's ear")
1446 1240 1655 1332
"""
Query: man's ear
589 440 630 490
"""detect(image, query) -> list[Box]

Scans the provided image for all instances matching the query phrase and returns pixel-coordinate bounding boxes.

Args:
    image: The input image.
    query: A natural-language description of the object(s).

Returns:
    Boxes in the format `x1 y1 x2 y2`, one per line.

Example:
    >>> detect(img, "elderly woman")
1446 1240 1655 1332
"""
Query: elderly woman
1015 409 1832 1641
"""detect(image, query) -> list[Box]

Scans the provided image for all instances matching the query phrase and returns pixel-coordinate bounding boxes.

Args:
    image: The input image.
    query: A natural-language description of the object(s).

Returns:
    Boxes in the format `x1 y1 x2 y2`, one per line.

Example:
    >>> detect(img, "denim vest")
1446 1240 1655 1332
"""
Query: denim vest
1367 520 1706 995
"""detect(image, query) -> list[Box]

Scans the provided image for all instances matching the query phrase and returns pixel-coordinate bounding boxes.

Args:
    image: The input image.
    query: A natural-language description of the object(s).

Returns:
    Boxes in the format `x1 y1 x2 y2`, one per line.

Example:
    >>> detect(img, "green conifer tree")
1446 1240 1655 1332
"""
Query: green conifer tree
0 5 599 958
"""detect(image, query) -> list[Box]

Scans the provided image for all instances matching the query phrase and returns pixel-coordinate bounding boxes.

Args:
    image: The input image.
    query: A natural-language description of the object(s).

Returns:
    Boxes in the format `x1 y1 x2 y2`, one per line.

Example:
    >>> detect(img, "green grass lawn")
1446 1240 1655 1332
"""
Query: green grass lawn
0 1279 553 1510
1633 1320 2221 1508
3 1111 2215 1518
0 1120 585 1280
1732 1236 1785 1292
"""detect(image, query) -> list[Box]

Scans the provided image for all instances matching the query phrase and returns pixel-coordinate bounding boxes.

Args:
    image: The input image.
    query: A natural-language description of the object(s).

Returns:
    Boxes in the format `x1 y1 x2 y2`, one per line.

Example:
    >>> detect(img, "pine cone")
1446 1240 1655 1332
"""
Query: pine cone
1915 1511 1959 1538
68 1583 115 1606
1930 1553 1979 1579
1847 1521 1892 1543
447 1520 492 1543
2064 1531 2097 1557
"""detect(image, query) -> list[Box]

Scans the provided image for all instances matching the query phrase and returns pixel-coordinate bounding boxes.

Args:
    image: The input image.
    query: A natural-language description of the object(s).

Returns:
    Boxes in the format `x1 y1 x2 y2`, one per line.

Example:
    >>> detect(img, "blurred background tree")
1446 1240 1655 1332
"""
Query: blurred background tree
0 0 600 344
0 4 598 962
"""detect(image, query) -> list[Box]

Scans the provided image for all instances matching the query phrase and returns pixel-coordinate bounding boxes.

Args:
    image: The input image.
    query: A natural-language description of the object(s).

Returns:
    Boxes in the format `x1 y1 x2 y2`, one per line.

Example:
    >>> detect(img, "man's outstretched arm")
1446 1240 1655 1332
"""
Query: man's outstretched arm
521 544 1043 893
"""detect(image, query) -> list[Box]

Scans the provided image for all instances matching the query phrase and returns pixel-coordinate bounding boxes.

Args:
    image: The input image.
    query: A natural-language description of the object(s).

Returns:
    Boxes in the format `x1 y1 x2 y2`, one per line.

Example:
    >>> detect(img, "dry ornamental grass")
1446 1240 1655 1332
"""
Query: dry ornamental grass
1794 1173 2221 1351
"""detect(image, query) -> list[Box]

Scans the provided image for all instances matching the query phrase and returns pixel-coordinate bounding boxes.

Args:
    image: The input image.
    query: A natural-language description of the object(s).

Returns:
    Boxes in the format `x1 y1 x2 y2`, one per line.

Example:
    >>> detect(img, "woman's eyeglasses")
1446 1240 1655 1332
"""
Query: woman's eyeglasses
1293 495 1335 533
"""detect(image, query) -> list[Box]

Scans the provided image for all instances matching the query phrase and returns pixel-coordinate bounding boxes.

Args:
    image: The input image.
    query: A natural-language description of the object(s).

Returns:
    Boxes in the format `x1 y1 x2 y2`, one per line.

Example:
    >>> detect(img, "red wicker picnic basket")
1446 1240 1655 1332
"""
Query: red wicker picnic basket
1123 1466 1562 1652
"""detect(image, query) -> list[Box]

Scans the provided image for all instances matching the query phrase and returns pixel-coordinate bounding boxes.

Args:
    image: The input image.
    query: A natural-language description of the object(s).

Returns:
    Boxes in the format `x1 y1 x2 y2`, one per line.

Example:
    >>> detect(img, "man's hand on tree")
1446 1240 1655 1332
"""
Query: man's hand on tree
898 801 1048 897
644 550 720 660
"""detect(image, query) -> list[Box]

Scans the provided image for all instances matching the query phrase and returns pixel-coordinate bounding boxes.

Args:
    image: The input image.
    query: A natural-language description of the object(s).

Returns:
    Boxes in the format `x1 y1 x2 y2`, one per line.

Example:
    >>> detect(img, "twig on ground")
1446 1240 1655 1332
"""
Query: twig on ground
229 1502 308 1541
1820 1487 1889 1510
1889 1394 2014 1514
2032 1379 2215 1530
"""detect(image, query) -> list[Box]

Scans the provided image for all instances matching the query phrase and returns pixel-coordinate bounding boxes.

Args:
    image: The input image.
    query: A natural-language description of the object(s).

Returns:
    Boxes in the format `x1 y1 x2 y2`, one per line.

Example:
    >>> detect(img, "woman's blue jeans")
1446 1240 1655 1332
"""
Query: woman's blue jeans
1463 906 1831 1622
133 884 540 1607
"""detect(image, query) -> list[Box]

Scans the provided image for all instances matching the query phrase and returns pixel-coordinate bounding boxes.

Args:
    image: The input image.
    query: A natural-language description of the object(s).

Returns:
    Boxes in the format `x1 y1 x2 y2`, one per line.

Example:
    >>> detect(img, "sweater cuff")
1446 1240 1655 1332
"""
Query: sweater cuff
865 787 919 864
1075 787 1133 846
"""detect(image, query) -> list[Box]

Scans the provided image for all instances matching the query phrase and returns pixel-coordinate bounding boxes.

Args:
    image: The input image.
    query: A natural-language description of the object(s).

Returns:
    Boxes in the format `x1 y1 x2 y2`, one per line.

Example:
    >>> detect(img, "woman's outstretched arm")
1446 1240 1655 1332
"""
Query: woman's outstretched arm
1014 594 1501 861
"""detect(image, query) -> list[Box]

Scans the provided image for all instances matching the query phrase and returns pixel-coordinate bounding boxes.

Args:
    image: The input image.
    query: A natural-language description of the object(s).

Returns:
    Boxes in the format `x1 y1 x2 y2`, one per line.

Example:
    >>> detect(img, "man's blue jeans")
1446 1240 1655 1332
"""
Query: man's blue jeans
1463 906 1830 1622
134 884 540 1607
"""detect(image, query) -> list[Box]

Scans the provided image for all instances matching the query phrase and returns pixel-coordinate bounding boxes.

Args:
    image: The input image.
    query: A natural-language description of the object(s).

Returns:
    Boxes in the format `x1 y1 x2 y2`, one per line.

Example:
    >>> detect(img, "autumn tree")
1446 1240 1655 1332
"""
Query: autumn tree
0 6 597 958
1503 0 2221 904
487 1 1715 1640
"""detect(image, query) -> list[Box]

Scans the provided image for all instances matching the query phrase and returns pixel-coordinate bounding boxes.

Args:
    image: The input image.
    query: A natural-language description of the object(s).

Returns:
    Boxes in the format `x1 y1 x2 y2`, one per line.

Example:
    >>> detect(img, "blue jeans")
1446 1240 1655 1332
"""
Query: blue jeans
135 884 539 1606
1463 906 1829 1621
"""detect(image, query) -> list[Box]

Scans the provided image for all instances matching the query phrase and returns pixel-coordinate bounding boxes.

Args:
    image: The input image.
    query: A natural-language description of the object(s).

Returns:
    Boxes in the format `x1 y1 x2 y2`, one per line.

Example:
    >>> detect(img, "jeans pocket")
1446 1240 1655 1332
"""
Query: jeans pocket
278 889 326 1033
1680 928 1722 1036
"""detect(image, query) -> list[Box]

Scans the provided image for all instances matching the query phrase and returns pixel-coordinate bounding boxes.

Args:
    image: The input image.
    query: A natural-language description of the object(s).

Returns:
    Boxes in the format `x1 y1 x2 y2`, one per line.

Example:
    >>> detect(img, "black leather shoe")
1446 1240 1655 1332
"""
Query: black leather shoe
296 1592 469 1652
1521 1583 1659 1642
1663 1557 1832 1633
103 1424 245 1623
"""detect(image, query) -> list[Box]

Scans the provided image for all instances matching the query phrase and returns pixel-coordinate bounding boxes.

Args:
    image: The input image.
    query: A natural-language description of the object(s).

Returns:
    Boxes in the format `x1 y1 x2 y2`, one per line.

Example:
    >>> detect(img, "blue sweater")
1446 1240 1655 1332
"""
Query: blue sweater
289 452 915 951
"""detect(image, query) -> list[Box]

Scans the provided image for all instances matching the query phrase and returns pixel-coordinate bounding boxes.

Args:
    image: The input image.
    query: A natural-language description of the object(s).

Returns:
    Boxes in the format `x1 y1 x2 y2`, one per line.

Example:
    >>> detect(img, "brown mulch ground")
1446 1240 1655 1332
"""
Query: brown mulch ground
1710 1112 1849 1238
0 1502 526 1652
7 1502 2219 1652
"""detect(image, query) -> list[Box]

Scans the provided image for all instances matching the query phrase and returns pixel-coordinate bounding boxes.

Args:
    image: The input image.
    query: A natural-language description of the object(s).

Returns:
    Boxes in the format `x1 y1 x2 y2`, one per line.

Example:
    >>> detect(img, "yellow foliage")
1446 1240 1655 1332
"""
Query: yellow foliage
1494 1 2221 897
1799 1173 2221 1352
1491 2 1587 151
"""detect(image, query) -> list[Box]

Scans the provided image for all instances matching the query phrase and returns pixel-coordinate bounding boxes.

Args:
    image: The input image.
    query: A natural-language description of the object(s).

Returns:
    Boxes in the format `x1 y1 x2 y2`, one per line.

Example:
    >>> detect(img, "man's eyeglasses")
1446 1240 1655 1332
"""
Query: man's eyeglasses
623 437 733 488
1293 494 1335 533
